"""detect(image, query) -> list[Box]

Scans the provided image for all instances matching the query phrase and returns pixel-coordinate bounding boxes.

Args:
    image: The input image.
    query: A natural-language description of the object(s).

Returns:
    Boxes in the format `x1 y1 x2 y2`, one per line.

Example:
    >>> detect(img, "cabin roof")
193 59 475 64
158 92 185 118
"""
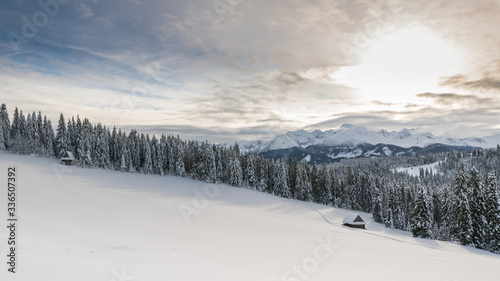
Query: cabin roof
342 213 365 225
61 151 75 161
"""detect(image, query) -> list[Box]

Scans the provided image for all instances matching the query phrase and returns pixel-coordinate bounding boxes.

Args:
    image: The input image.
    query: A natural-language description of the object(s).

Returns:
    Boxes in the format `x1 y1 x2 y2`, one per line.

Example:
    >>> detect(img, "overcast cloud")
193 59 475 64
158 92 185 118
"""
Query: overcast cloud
0 0 499 142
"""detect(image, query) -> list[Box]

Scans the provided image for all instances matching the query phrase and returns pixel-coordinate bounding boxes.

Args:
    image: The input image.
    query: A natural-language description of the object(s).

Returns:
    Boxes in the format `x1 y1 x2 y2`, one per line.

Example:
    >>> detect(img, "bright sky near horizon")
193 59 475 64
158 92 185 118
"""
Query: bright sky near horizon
0 0 499 143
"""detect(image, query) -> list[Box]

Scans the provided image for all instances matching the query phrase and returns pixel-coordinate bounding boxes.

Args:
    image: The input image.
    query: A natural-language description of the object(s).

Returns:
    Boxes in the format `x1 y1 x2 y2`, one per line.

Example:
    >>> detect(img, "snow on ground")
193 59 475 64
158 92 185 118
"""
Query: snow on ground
329 149 363 159
394 161 442 177
304 155 311 163
0 152 499 281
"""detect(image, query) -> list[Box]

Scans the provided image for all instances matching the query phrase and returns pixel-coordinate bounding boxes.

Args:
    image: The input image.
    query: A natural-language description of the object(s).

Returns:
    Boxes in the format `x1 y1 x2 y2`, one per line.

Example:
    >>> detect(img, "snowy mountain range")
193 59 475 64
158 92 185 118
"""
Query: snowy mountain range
240 124 500 163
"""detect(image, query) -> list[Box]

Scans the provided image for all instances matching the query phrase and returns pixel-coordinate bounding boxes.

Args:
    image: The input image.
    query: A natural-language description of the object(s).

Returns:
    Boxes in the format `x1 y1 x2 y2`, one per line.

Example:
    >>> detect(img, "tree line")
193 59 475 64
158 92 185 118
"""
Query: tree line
0 103 499 253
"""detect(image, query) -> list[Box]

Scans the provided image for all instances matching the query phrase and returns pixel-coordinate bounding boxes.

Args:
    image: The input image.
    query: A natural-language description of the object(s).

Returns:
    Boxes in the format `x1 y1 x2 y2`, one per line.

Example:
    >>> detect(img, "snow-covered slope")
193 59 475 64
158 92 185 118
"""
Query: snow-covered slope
1 152 499 281
245 124 500 153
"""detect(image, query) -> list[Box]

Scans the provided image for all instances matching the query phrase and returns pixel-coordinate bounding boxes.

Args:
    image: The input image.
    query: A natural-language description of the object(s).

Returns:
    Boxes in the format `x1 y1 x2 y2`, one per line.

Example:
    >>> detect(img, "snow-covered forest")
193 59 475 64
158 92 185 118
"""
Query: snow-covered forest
0 103 499 254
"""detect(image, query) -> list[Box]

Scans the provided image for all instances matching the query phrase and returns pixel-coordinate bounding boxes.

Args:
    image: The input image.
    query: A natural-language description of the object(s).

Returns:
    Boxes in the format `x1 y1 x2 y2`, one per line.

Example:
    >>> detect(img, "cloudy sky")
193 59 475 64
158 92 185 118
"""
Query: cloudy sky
1 0 499 143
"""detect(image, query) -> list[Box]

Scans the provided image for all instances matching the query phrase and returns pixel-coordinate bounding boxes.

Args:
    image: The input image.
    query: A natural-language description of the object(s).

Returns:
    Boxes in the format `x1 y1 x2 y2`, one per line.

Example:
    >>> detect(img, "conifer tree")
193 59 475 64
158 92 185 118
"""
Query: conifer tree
298 162 312 202
120 153 127 172
160 135 169 174
229 151 242 187
273 160 289 198
55 114 68 157
318 163 332 205
256 155 268 192
174 139 186 177
0 103 11 149
437 184 451 241
203 143 217 183
36 111 43 153
13 111 29 154
25 112 37 154
109 127 119 169
93 123 110 169
215 145 224 183
451 164 473 246
372 178 384 223
76 118 93 168
151 135 164 176
244 153 256 188
10 107 20 141
42 116 54 157
142 135 153 174
468 167 487 248
411 183 433 238
0 123 4 150
287 157 298 198
310 163 321 203
167 136 176 174
484 173 500 253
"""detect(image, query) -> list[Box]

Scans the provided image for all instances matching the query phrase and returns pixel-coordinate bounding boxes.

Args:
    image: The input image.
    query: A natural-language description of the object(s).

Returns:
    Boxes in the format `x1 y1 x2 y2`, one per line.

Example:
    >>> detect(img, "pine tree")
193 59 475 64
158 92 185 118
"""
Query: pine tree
332 169 343 207
203 142 217 183
174 139 186 177
42 116 54 157
310 163 321 203
142 135 153 174
287 157 298 198
35 111 44 155
109 127 124 170
468 167 487 248
411 183 433 238
76 118 93 168
451 164 473 246
372 178 384 223
120 153 127 172
437 184 451 241
12 111 29 154
55 113 68 157
229 151 242 187
215 145 224 183
0 124 4 150
256 155 268 192
67 117 77 153
167 136 176 174
484 173 500 253
24 112 37 155
298 162 312 202
93 123 110 169
244 153 256 188
389 182 406 230
273 160 289 198
294 162 305 200
385 208 394 229
160 135 169 174
0 103 11 149
151 135 164 176
318 163 332 205
10 107 20 141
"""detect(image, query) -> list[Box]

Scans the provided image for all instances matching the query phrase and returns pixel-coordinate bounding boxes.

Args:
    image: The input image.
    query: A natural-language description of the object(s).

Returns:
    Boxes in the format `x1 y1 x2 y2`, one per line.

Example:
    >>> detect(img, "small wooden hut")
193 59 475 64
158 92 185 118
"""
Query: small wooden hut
342 213 366 229
61 151 75 165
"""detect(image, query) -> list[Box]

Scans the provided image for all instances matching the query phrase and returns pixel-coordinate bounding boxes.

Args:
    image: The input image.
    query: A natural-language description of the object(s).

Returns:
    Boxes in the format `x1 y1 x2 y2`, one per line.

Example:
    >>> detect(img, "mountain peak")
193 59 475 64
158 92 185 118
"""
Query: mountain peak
340 123 355 129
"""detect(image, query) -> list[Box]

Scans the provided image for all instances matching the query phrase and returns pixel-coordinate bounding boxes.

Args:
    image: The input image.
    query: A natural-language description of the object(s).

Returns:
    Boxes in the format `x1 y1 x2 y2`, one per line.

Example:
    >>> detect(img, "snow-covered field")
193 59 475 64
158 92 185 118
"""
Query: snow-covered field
0 152 499 281
394 162 441 177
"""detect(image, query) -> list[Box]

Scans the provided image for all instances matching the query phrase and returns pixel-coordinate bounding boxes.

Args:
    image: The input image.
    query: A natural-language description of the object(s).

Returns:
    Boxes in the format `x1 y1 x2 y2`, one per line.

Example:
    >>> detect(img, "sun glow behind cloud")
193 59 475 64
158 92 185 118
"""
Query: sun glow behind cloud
1 0 499 142
330 26 464 103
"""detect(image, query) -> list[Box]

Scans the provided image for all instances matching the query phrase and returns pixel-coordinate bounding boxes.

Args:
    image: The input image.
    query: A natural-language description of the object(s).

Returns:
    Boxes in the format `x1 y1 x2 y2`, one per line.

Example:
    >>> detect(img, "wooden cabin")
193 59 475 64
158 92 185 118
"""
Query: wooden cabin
61 151 75 165
342 213 366 229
